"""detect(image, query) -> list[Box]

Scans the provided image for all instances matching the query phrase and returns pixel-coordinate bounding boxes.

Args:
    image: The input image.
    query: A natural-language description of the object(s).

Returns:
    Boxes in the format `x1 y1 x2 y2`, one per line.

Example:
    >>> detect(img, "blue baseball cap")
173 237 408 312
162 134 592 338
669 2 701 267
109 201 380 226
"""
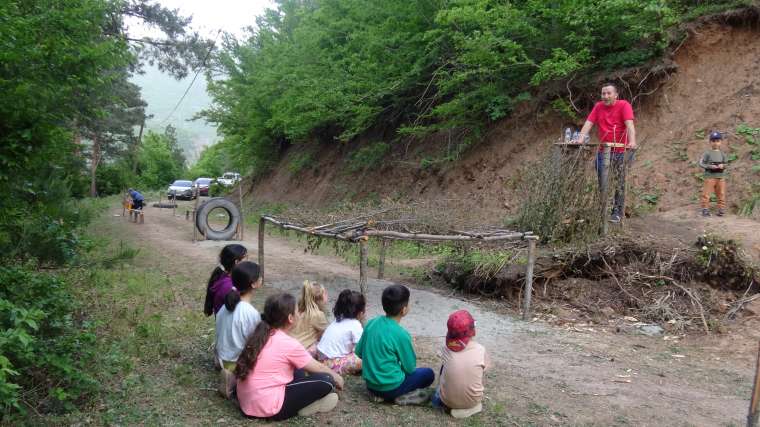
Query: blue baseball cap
709 131 723 140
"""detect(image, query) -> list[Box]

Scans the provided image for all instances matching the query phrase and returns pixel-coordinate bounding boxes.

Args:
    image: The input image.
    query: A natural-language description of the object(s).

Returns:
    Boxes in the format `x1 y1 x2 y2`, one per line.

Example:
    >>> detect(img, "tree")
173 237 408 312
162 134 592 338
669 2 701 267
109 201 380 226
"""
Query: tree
137 130 185 189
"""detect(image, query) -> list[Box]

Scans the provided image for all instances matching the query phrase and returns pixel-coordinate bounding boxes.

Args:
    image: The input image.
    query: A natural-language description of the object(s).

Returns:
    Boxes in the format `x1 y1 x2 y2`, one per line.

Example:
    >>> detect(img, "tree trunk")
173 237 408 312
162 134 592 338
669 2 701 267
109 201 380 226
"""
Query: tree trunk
90 135 101 197
132 116 145 174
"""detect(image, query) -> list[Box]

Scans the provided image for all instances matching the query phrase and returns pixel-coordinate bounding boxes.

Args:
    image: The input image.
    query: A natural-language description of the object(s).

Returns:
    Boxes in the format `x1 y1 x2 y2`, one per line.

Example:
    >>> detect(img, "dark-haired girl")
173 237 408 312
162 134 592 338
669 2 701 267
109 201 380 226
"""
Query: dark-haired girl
204 244 247 316
214 261 262 398
316 289 365 375
236 293 344 420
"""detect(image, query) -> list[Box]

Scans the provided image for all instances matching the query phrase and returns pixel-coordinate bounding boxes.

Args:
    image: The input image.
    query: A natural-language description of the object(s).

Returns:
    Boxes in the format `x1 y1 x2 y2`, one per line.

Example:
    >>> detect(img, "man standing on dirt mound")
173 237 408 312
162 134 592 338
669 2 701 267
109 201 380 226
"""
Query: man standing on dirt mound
578 83 637 223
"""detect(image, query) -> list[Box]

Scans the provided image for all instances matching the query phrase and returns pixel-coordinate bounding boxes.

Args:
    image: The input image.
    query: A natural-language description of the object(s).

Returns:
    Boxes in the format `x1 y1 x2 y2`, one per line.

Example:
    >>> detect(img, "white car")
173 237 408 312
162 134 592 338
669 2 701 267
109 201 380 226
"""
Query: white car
167 180 195 199
217 172 241 186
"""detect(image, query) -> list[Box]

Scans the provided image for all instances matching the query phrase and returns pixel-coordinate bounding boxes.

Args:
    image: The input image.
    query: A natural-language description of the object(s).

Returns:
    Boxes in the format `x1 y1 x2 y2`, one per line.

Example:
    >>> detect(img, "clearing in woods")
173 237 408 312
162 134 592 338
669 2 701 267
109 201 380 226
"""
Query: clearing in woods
76 200 757 426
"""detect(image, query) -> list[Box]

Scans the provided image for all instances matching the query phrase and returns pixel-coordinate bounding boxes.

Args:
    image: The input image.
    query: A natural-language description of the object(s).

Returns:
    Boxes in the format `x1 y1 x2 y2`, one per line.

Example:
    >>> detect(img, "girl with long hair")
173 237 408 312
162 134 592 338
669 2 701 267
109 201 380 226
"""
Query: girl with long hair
203 244 247 316
289 280 328 356
214 261 262 398
235 293 344 420
316 289 365 375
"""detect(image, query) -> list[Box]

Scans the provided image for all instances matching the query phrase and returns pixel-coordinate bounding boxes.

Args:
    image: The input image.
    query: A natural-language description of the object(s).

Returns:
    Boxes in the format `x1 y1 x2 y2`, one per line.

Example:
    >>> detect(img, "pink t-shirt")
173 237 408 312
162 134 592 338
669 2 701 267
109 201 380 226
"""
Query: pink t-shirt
237 329 313 417
587 100 634 153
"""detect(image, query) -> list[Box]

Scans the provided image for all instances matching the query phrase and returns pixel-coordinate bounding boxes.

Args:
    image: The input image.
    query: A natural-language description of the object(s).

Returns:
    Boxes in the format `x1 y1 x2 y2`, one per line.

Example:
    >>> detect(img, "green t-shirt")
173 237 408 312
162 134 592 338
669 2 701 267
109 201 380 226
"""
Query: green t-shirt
355 315 417 391
700 150 727 178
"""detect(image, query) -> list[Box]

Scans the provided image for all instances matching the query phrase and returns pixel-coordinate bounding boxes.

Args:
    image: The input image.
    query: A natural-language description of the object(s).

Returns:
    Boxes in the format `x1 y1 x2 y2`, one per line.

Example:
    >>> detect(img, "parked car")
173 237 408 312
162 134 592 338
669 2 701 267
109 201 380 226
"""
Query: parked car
193 177 214 196
167 180 195 200
217 172 241 187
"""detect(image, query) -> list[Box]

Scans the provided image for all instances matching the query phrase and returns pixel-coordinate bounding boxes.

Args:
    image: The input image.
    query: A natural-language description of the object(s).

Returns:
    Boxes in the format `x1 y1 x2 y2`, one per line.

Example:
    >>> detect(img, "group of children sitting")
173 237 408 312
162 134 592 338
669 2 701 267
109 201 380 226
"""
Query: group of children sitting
203 244 489 421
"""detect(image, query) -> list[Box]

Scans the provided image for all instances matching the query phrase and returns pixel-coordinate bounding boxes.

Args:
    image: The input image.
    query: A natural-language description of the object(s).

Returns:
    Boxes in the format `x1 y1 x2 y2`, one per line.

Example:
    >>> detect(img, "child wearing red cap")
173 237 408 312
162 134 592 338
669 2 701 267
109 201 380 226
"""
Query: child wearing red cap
432 309 490 418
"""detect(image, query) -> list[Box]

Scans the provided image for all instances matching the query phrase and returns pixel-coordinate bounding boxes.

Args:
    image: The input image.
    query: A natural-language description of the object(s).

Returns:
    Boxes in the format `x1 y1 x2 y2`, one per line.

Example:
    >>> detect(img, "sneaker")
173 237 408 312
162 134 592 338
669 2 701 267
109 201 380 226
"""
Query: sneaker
367 390 385 403
394 388 434 406
609 214 621 223
702 208 711 217
218 368 236 400
717 209 725 217
298 392 338 416
451 402 483 419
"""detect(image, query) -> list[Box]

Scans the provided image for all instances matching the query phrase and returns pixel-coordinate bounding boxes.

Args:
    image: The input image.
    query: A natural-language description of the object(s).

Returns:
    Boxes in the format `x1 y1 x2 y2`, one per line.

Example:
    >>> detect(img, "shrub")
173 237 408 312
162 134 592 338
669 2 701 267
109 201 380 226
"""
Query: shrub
0 266 98 418
347 142 390 173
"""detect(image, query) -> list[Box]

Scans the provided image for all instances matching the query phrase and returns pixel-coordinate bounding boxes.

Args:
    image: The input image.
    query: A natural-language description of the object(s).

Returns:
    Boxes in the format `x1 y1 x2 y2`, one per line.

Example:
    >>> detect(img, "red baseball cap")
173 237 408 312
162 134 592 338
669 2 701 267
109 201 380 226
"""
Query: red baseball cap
446 310 476 351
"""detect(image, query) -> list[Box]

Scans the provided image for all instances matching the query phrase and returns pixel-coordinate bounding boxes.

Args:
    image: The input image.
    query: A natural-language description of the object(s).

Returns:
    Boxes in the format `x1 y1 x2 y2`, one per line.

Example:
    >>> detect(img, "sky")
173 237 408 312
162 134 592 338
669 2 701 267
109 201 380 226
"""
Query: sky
128 1 275 160
128 0 275 38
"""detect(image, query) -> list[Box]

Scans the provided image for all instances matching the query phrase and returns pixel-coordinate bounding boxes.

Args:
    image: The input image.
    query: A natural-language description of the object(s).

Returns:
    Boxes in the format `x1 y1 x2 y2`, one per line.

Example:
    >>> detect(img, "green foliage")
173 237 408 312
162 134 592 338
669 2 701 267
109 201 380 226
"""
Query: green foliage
204 0 724 170
288 151 315 174
347 142 390 173
0 266 98 416
737 123 760 145
137 131 186 190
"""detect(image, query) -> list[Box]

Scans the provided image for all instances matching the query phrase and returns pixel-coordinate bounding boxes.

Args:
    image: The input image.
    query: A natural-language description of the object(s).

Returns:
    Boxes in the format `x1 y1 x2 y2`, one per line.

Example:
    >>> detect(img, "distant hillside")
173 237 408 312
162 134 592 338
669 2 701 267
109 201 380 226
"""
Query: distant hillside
130 65 219 163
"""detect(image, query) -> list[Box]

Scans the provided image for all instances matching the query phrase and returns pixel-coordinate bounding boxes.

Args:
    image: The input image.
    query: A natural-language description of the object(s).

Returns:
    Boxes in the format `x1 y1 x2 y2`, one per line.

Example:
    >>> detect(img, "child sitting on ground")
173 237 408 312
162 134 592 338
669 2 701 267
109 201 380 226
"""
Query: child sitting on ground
235 293 344 420
289 280 328 356
698 131 728 217
204 244 248 316
316 289 365 375
214 261 262 398
355 284 435 405
432 310 490 418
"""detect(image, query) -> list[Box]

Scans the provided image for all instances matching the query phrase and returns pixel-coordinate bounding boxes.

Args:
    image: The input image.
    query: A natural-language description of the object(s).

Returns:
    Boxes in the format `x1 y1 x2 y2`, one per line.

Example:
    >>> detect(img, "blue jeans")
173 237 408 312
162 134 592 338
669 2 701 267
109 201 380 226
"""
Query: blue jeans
596 151 635 216
369 367 435 401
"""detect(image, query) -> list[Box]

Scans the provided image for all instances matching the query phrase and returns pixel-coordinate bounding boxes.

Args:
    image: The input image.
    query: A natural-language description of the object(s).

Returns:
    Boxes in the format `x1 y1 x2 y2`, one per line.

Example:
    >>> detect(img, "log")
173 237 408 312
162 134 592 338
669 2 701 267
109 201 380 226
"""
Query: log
378 239 388 279
522 237 538 321
749 340 760 427
359 236 368 295
238 183 244 240
362 229 529 242
258 217 265 283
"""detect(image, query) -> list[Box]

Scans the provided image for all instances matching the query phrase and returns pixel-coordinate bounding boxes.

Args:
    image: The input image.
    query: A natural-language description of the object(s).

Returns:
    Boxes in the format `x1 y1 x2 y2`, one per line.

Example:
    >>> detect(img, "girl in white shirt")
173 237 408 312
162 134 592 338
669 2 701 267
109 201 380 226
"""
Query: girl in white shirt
316 289 366 375
215 261 262 397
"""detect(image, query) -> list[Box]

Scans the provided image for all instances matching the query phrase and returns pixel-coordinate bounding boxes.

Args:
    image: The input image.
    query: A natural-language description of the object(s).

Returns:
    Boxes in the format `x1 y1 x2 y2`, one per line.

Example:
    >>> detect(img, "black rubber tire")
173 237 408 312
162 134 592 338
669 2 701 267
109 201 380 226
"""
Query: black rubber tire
152 202 178 208
195 198 240 241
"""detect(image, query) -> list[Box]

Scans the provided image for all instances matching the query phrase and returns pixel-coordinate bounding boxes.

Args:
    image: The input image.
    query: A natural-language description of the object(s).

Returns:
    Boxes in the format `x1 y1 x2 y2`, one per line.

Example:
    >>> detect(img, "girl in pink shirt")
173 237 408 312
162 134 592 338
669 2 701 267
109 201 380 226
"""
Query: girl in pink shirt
235 293 344 420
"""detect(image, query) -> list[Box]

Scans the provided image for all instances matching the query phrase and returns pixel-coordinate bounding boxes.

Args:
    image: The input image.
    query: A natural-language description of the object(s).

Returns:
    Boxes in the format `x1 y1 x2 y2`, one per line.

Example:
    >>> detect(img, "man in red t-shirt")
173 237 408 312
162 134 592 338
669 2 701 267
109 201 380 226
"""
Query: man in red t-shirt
578 83 637 222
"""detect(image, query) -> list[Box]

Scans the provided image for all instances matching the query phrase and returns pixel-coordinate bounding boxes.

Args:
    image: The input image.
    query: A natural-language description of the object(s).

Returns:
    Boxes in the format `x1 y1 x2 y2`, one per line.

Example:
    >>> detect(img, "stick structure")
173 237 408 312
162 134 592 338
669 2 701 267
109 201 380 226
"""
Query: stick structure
359 237 368 295
749 340 760 427
522 237 538 321
258 217 265 284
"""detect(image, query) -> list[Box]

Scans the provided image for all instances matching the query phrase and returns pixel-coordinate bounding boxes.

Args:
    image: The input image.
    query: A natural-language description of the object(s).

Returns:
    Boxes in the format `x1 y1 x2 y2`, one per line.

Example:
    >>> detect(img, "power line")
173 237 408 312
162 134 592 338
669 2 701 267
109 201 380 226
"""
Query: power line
157 30 221 126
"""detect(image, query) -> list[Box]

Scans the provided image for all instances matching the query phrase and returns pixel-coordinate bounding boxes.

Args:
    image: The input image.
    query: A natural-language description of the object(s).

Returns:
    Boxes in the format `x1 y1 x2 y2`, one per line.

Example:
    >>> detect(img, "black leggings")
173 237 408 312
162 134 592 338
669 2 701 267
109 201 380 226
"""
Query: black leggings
245 369 335 421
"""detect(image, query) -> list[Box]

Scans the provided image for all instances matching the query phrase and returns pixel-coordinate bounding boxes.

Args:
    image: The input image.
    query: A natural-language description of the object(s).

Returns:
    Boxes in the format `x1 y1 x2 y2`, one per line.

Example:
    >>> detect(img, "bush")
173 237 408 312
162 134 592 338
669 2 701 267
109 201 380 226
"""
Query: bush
0 266 98 418
347 142 390 173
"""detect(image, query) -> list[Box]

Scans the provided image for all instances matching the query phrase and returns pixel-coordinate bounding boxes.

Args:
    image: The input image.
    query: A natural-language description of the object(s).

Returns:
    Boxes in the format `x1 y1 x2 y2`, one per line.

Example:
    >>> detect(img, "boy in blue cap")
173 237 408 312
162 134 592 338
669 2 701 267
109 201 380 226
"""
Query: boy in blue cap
698 131 727 217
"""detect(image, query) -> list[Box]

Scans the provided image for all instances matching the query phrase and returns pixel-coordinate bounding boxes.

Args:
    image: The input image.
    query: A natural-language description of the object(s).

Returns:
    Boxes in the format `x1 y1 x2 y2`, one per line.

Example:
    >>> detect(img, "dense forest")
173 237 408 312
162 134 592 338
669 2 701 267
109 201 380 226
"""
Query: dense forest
0 0 208 418
0 0 752 421
200 0 751 176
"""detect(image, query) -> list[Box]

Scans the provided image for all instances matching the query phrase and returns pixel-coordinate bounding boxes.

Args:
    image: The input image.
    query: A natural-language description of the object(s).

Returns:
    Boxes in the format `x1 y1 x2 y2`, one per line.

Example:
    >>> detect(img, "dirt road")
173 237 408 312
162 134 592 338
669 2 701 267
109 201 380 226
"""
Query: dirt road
114 201 754 426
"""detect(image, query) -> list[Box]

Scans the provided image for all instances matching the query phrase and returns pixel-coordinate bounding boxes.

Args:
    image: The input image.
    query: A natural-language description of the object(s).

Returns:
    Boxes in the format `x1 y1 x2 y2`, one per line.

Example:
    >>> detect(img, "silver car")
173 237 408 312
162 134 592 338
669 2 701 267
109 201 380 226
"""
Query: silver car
167 180 195 200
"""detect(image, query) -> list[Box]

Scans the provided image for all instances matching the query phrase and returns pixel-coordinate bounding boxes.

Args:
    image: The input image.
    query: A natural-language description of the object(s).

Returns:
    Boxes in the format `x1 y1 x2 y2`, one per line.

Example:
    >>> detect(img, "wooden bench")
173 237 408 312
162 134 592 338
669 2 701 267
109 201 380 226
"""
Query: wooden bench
128 208 144 224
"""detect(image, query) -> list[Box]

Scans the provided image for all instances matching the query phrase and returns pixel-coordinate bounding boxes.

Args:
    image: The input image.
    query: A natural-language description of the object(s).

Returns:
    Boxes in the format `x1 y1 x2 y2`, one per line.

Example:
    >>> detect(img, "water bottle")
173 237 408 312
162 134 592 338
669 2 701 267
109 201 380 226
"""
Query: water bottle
564 127 572 143
573 131 580 143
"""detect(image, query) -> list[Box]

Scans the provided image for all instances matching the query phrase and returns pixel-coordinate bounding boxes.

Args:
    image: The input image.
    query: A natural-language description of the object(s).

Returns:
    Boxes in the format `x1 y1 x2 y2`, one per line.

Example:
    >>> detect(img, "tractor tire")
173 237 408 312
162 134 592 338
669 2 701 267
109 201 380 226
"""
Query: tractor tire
195 198 240 241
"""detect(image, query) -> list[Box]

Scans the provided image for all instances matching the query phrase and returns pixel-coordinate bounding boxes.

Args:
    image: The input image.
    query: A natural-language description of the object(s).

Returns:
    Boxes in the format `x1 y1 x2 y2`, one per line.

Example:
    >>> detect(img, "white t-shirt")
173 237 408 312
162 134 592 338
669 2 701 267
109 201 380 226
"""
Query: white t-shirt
215 300 261 362
316 318 363 359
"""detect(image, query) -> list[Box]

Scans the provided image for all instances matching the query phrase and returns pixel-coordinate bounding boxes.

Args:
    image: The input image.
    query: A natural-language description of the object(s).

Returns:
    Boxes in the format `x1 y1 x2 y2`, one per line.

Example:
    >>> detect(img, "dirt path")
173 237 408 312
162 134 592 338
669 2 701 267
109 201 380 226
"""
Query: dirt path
115 201 754 426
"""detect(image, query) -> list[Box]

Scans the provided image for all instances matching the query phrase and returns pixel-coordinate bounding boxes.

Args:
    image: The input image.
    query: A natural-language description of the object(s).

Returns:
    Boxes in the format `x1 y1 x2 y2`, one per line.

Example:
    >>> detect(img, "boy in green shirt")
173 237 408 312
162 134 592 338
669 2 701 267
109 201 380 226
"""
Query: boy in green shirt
355 284 434 405
698 131 728 217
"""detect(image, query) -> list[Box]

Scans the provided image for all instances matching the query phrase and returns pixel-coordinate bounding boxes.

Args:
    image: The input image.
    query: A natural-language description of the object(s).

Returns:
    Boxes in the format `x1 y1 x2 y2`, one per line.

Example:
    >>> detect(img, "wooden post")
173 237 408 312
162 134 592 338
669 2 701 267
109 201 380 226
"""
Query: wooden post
172 194 176 217
359 236 368 295
192 187 200 242
258 217 265 283
522 237 537 321
600 144 612 236
377 239 388 279
238 183 244 240
185 210 190 220
748 340 760 427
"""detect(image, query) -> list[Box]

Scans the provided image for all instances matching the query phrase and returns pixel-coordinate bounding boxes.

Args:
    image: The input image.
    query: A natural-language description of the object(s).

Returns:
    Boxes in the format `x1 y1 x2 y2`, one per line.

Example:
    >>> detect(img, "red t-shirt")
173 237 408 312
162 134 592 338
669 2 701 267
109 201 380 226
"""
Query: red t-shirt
587 100 634 153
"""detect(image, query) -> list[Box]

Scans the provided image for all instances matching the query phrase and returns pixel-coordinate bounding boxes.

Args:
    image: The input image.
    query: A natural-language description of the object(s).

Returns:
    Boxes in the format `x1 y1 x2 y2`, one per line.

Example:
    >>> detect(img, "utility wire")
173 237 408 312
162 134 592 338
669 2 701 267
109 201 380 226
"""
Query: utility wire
158 30 221 126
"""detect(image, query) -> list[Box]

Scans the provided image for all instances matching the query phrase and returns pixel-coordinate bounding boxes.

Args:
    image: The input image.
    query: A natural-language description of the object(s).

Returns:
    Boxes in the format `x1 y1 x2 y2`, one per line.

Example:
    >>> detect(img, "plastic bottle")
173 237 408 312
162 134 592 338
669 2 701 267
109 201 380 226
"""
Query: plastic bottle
564 127 572 143
572 131 580 143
